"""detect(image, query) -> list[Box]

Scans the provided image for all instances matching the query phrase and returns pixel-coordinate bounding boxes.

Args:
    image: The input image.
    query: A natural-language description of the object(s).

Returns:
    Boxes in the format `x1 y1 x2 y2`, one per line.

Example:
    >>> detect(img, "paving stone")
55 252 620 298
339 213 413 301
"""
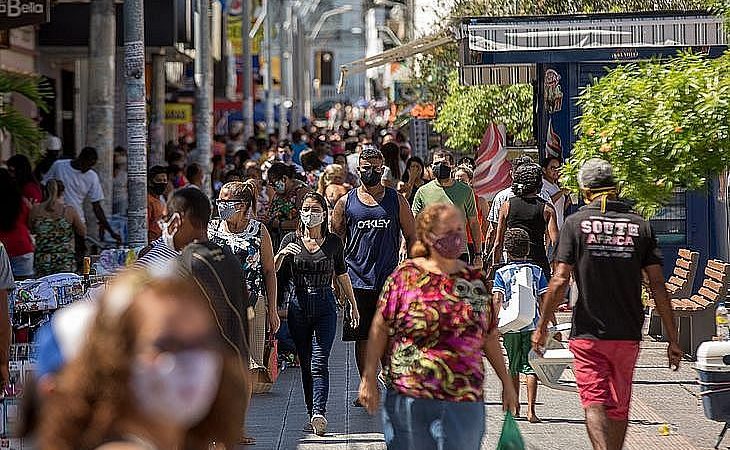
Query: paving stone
244 311 727 449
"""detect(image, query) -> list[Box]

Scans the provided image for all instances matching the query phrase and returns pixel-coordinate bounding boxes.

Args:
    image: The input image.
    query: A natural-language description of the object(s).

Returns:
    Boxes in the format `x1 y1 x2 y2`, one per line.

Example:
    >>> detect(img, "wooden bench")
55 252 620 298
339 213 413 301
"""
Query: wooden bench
646 249 700 336
670 260 730 359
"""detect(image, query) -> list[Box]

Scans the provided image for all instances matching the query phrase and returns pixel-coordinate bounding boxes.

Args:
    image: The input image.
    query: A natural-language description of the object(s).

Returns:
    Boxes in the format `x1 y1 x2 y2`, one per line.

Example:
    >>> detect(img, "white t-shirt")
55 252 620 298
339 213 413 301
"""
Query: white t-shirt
541 178 565 229
43 159 104 223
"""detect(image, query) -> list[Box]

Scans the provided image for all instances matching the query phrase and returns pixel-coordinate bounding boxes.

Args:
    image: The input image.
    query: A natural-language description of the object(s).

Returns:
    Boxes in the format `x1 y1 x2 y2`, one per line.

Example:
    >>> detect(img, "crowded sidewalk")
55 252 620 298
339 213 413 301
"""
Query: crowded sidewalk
246 311 724 450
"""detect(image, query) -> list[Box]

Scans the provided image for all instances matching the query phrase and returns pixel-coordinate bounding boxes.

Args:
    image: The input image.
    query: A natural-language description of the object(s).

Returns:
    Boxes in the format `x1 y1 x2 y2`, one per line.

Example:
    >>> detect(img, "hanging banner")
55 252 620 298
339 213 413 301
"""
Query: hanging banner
164 103 193 124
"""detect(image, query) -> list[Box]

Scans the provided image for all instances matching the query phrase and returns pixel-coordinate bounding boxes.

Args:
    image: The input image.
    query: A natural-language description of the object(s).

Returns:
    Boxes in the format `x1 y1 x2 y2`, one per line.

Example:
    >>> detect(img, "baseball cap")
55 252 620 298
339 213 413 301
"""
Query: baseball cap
578 158 616 190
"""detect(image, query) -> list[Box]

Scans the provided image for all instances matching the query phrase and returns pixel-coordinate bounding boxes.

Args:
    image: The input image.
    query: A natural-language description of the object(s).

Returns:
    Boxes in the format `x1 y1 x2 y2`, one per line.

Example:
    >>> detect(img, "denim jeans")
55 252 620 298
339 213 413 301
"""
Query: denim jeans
288 286 337 416
382 390 485 450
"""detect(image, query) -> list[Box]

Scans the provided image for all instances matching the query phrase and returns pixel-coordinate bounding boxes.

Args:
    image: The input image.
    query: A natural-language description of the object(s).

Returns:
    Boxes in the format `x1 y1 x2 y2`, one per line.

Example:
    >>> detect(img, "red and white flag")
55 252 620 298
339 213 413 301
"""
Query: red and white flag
474 123 510 201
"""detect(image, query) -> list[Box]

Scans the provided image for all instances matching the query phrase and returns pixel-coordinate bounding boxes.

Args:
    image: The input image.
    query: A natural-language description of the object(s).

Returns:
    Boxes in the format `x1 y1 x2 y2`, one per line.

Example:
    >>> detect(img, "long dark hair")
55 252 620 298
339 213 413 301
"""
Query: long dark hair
0 168 22 231
297 192 329 237
381 142 401 181
402 156 425 183
7 154 36 187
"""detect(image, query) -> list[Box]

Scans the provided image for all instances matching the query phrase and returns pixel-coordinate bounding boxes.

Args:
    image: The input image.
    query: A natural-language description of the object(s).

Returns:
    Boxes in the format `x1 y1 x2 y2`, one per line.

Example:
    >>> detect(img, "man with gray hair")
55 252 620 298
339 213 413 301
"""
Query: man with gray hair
533 158 682 450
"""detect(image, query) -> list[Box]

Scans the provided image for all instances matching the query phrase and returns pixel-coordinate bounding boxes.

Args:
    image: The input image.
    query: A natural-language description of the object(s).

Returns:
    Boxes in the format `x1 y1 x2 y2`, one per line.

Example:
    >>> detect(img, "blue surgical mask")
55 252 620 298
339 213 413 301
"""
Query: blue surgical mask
218 202 238 221
273 180 286 194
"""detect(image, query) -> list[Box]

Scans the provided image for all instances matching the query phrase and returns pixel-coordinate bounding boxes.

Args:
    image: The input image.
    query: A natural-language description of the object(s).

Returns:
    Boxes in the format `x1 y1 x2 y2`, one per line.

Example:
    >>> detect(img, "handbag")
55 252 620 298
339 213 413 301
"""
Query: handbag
252 334 279 394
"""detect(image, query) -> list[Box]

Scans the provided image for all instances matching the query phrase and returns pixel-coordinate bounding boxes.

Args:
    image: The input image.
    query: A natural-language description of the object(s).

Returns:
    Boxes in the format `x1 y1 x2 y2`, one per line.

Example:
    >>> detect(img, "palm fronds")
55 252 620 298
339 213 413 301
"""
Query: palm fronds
0 70 52 161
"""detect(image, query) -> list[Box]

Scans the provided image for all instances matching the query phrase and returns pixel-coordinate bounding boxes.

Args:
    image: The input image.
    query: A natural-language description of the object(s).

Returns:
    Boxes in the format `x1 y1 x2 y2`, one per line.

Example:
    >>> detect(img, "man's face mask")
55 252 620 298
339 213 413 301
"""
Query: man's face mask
432 161 452 180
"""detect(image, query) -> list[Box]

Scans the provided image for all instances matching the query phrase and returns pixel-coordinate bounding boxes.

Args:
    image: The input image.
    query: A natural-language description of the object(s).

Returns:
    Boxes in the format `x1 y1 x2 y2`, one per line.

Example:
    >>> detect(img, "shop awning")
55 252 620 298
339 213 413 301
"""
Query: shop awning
457 11 727 86
337 31 454 93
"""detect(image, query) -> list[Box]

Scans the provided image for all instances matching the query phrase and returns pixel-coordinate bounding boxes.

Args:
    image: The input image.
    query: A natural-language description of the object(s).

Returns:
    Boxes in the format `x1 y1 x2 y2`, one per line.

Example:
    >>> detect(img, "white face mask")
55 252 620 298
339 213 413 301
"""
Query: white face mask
160 213 180 251
300 211 325 228
131 349 222 428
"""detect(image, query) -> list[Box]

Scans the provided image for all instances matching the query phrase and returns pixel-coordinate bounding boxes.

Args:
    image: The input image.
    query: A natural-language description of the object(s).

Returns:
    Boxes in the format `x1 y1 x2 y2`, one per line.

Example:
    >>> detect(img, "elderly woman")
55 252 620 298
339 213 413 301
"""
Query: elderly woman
358 202 517 450
317 164 350 210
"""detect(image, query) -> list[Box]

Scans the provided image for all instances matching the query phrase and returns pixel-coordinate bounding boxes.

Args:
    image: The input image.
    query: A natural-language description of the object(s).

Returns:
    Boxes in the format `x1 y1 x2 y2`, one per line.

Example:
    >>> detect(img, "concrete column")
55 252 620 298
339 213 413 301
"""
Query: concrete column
193 0 212 197
86 0 116 215
124 0 149 247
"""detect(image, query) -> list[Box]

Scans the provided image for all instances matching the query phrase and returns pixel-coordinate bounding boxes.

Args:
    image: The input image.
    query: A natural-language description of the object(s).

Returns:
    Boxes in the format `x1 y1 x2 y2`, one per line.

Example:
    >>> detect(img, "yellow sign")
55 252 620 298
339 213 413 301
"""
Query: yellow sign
227 15 262 56
164 103 193 124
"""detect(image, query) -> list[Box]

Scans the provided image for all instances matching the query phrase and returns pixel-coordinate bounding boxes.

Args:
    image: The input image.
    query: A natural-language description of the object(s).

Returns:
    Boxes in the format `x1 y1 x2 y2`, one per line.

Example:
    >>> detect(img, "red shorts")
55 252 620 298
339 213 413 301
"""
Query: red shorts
569 339 640 420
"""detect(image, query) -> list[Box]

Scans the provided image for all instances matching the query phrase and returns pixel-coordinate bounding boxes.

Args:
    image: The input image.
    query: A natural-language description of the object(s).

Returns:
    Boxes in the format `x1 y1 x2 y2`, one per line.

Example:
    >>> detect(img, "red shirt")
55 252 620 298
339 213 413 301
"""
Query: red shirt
22 182 43 204
0 201 34 257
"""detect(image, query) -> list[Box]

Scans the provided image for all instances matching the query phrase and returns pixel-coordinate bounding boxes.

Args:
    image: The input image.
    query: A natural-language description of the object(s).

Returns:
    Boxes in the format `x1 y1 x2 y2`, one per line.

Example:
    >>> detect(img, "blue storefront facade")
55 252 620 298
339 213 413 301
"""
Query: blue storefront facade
457 12 730 278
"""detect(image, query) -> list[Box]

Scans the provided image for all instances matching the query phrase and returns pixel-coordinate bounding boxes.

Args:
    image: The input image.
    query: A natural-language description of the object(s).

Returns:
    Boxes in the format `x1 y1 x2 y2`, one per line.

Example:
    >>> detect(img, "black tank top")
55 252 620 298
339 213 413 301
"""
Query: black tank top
507 196 548 266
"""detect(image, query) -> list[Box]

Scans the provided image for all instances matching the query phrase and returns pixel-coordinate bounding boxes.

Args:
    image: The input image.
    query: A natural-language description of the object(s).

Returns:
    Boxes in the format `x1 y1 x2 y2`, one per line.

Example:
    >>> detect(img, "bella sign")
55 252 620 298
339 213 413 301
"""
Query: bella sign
0 0 50 30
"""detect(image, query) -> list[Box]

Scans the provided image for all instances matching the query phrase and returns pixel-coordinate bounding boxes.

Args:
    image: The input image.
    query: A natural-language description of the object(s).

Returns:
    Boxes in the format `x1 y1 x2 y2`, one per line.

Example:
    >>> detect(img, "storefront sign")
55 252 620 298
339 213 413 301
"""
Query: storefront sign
0 0 50 30
164 103 193 124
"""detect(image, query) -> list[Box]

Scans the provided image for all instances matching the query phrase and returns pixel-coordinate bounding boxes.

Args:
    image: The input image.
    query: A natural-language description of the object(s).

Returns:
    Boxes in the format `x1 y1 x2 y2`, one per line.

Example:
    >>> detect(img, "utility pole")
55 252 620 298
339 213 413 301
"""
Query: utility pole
124 0 148 247
86 0 115 222
193 0 212 197
290 13 301 131
278 3 290 140
149 53 166 166
242 0 254 139
264 0 275 134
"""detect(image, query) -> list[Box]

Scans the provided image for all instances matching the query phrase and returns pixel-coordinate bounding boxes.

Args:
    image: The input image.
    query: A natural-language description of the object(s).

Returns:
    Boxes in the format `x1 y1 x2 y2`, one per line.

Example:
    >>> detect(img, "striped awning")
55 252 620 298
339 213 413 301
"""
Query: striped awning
459 64 535 86
457 11 727 86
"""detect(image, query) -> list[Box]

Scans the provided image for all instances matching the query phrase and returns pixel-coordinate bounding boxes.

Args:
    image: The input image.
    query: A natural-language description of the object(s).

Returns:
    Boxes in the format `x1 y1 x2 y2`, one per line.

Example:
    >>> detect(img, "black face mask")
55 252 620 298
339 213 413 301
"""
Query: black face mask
150 182 167 196
433 162 452 180
360 167 382 187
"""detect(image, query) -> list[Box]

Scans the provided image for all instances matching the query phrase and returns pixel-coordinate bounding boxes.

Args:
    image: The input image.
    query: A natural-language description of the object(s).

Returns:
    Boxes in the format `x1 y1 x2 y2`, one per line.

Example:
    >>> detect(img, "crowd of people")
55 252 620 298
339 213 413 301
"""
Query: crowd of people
0 119 684 450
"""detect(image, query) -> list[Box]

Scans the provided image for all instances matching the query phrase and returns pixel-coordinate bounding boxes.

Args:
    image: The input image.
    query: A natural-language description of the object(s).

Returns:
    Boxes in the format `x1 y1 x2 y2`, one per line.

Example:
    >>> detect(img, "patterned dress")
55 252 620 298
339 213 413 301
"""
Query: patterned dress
208 219 264 304
33 213 75 277
379 260 496 402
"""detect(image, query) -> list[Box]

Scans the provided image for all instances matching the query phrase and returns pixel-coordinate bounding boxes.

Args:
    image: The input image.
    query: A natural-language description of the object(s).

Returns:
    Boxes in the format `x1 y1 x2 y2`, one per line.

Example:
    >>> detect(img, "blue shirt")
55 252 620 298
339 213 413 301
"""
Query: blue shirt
344 187 401 291
492 261 548 331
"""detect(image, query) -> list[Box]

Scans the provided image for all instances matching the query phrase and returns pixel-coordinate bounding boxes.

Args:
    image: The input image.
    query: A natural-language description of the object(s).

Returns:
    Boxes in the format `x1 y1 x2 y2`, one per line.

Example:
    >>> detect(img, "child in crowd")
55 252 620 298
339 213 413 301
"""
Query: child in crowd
492 227 552 423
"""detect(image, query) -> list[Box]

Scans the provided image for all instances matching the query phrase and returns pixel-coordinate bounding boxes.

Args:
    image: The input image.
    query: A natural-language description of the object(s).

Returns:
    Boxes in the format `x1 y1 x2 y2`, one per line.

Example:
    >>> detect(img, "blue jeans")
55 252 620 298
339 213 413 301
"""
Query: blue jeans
288 286 337 416
382 390 485 450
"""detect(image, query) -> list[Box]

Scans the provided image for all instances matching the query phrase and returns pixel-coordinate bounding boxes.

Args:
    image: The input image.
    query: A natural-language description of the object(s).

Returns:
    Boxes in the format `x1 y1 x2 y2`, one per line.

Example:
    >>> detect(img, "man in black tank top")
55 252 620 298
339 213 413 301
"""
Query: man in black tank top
492 163 559 278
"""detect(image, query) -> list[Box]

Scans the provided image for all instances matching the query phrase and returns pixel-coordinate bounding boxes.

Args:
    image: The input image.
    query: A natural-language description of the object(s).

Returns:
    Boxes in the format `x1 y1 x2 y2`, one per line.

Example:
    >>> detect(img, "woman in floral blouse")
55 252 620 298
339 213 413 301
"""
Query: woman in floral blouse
358 202 517 450
210 181 280 372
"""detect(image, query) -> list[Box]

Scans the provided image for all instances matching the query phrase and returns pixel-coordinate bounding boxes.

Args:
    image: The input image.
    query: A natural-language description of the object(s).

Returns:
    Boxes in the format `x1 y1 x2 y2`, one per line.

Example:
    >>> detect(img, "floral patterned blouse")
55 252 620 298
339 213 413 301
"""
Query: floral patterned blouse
266 180 308 224
379 260 496 402
208 219 264 305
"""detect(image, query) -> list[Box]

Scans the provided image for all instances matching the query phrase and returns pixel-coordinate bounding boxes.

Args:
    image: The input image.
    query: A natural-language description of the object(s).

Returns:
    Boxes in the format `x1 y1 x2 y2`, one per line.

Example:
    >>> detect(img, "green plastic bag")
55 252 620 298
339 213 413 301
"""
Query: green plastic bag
496 412 525 450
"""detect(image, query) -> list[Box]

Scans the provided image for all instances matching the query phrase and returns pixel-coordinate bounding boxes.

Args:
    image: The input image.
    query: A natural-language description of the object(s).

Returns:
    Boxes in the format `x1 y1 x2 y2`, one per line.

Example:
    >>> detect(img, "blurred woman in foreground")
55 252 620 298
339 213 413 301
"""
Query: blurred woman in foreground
38 270 247 450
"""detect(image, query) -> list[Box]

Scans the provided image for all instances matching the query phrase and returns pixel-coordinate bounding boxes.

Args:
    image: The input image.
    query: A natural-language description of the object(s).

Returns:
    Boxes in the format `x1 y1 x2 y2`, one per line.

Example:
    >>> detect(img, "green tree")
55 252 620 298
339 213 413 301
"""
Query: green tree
565 51 730 216
0 70 49 161
433 72 532 152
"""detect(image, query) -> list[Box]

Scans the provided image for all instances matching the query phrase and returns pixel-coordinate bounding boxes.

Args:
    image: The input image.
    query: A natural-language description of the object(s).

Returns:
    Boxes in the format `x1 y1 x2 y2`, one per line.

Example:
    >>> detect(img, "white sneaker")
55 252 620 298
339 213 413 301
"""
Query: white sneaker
311 414 327 436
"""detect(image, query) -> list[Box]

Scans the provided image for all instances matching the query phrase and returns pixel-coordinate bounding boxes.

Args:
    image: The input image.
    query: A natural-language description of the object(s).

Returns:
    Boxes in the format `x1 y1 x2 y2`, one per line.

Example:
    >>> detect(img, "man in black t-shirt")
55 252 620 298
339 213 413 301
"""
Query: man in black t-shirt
533 158 682 450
